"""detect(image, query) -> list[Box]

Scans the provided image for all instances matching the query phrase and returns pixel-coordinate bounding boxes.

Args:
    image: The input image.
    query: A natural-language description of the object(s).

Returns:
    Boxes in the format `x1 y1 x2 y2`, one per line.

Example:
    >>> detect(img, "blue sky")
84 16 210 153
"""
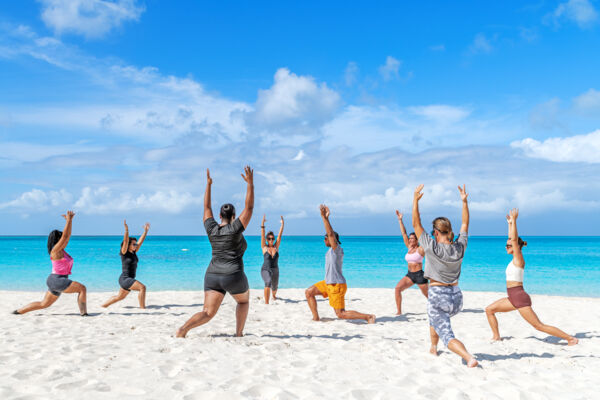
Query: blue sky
1 0 599 235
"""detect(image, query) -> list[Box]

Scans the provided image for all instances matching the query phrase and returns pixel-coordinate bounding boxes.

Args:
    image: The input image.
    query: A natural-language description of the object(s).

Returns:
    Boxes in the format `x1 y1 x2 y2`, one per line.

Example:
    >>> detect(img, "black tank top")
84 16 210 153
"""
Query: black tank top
121 251 138 279
262 250 279 269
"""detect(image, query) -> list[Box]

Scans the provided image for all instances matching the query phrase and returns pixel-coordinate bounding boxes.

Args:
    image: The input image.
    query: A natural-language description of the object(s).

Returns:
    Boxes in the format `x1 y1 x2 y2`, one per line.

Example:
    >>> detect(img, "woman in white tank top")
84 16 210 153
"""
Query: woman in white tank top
484 209 578 345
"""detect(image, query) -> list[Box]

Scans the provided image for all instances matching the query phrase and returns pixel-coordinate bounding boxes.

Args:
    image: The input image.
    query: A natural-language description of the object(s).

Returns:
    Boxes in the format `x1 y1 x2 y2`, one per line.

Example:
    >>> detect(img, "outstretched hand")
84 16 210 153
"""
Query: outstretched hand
262 214 266 225
143 222 150 232
280 215 284 225
62 210 75 220
414 184 424 201
458 184 468 202
396 210 403 220
319 204 330 219
124 219 128 230
206 169 213 185
509 208 519 222
241 165 253 185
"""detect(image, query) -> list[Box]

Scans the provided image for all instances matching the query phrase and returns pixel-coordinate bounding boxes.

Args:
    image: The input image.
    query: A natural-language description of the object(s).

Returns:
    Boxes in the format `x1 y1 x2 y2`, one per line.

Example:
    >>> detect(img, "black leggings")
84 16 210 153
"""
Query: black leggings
204 271 249 295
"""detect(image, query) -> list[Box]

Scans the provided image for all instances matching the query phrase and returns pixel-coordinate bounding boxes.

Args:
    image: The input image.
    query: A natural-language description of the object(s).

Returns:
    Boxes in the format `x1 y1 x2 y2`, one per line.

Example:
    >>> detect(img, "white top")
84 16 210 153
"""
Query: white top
505 260 524 282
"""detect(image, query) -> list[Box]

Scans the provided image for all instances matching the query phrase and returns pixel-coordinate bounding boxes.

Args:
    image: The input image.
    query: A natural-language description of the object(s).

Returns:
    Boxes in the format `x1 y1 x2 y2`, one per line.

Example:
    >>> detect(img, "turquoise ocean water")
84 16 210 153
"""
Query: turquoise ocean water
0 236 599 297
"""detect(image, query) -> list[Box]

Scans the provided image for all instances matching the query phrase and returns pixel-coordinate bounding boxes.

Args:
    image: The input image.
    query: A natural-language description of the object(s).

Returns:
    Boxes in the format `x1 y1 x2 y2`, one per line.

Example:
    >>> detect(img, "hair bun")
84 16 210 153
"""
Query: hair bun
523 241 527 247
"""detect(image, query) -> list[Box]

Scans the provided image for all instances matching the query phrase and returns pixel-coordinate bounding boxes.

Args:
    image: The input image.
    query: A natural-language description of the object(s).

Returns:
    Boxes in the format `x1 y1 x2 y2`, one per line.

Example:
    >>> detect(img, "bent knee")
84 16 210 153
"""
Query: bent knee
485 306 495 315
334 309 344 318
139 284 147 291
305 288 314 298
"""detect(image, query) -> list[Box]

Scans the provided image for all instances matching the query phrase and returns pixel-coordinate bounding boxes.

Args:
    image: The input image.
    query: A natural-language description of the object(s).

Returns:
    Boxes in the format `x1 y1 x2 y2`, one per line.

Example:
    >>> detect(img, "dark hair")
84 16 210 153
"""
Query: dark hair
326 231 341 244
120 237 137 254
408 232 417 240
432 217 454 242
266 231 275 239
517 237 527 248
220 203 235 221
47 230 63 254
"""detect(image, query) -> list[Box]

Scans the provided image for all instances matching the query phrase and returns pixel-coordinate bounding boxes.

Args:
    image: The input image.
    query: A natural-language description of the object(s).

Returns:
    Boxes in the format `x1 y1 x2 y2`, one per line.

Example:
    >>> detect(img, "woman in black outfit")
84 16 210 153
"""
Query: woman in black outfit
176 166 254 338
102 220 150 309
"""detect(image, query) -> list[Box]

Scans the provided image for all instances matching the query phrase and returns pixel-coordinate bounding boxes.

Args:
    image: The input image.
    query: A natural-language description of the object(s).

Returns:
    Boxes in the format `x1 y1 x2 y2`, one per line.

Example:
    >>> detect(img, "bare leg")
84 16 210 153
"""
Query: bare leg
518 306 578 345
429 326 439 356
102 288 130 308
264 287 271 304
418 283 429 298
305 286 321 321
16 291 59 314
272 289 277 300
485 297 516 341
176 290 224 338
447 339 478 367
335 309 376 323
231 291 250 337
63 281 87 315
130 281 146 309
395 276 413 315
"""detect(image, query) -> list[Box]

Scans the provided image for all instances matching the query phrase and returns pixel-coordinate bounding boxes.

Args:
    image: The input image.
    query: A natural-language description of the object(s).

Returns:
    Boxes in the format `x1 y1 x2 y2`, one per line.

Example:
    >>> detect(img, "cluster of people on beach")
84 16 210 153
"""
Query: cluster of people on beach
12 166 579 367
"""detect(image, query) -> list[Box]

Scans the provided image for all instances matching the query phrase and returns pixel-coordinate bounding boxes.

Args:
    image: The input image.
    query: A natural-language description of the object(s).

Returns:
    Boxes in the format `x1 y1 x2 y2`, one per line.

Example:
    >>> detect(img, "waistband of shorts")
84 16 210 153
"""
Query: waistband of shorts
49 274 69 278
428 285 461 293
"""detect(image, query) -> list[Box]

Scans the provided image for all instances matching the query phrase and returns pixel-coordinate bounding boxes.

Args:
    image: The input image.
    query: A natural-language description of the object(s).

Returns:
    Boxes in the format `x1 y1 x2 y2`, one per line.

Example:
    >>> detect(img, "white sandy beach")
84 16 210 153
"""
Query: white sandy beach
1 288 598 400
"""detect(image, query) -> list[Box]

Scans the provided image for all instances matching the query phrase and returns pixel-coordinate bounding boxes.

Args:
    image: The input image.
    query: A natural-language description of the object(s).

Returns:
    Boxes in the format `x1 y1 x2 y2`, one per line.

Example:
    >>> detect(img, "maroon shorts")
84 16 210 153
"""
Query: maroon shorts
507 286 532 309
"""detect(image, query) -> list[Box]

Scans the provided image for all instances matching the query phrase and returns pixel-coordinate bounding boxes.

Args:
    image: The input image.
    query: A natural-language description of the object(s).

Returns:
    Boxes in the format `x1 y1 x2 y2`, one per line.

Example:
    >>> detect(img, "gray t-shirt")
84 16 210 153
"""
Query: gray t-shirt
419 231 468 284
204 217 247 275
325 246 346 284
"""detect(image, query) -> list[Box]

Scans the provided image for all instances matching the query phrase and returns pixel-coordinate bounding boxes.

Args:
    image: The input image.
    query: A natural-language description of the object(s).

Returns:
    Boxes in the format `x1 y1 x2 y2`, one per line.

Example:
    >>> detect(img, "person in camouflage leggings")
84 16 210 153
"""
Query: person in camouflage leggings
427 286 463 346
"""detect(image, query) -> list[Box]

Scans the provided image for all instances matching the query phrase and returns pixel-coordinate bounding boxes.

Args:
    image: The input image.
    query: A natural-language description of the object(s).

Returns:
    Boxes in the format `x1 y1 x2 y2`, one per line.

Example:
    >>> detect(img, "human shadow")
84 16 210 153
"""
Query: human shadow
461 308 485 313
106 311 187 316
527 331 600 345
46 312 102 317
262 333 364 341
475 352 554 361
140 304 203 310
274 297 302 304
374 315 409 323
575 332 600 339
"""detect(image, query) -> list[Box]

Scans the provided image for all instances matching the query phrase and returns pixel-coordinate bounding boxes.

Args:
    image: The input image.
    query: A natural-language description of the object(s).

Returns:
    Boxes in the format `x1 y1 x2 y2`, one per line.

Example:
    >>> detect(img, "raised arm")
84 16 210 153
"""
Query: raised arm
275 216 284 250
320 205 338 250
136 223 150 252
121 219 129 255
203 169 214 222
412 185 425 238
238 166 254 228
458 184 469 234
396 210 410 248
260 214 266 251
51 211 75 258
508 208 525 268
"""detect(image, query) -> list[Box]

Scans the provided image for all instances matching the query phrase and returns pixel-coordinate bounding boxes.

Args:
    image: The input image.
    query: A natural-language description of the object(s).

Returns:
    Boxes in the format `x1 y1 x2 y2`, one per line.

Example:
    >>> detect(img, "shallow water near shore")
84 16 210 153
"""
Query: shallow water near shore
1 236 599 297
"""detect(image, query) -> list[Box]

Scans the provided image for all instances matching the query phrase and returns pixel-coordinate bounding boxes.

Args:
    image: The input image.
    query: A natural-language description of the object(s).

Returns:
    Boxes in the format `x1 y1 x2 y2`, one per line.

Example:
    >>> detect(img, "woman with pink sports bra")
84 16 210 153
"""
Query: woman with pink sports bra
485 209 577 345
394 210 428 315
13 211 88 316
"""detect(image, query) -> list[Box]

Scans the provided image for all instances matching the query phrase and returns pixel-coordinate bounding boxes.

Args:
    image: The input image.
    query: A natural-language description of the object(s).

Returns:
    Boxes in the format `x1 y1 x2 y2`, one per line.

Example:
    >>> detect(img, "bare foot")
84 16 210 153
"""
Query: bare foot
395 311 402 315
366 315 376 324
12 310 21 315
568 337 579 346
101 304 108 308
312 316 320 321
175 328 187 338
429 346 438 356
235 333 244 337
467 358 479 368
491 336 502 341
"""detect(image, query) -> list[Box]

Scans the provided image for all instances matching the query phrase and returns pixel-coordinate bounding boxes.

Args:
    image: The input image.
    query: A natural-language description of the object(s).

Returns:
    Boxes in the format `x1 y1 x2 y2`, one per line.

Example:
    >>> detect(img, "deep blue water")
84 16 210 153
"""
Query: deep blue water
0 236 599 297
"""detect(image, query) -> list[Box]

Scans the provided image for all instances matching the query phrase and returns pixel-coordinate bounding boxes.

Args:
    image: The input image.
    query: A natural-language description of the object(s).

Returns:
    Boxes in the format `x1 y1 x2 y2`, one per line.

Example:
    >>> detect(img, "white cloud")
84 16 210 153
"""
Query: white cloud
378 56 402 81
0 189 72 210
248 68 341 129
469 33 493 54
573 88 600 115
511 129 600 163
344 61 359 86
552 0 598 28
409 105 471 124
292 150 306 161
38 0 145 38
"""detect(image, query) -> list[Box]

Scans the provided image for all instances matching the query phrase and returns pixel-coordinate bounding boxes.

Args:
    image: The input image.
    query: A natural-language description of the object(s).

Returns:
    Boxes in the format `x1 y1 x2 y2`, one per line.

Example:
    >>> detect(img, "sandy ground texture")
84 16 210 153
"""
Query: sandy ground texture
1 288 599 400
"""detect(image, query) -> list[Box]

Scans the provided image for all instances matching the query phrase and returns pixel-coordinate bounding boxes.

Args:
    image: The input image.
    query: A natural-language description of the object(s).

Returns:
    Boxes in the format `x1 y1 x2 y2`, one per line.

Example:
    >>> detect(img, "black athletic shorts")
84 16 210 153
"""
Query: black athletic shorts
406 269 428 285
204 270 249 295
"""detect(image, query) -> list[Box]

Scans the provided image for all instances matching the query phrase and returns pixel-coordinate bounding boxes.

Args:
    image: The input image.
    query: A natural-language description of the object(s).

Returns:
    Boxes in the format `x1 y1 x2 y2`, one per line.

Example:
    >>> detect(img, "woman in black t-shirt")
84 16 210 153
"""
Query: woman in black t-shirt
176 166 254 338
102 220 150 309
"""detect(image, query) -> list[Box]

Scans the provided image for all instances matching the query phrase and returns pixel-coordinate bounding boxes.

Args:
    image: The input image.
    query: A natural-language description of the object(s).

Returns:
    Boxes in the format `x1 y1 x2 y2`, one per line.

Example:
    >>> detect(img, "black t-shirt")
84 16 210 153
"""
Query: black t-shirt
121 251 138 279
204 217 247 275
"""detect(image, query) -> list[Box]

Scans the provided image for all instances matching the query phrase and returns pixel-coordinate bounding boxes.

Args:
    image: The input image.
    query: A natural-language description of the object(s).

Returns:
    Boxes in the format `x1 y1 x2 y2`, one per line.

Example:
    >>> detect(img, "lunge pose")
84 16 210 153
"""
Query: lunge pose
485 209 578 345
260 214 284 304
413 185 477 367
13 211 88 316
305 205 375 324
102 220 150 309
394 210 428 315
176 166 254 338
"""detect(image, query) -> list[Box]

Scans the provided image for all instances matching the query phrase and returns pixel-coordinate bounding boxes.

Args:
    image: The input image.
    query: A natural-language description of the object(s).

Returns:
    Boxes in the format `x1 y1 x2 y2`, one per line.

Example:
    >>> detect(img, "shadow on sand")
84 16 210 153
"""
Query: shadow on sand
475 352 554 361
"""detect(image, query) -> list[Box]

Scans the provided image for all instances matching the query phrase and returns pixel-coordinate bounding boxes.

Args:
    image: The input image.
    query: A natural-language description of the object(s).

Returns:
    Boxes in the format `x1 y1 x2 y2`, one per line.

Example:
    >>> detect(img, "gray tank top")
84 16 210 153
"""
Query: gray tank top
262 250 279 270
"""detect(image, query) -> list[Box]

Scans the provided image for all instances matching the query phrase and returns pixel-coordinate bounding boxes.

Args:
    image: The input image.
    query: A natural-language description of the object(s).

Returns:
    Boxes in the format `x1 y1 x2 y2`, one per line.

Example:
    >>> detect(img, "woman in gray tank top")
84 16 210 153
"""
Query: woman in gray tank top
260 214 284 304
412 184 478 368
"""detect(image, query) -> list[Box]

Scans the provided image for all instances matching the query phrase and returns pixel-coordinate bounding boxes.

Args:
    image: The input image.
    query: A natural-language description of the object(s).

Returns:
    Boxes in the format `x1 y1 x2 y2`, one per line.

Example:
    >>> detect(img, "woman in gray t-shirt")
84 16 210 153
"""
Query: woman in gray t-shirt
176 167 254 338
412 184 478 368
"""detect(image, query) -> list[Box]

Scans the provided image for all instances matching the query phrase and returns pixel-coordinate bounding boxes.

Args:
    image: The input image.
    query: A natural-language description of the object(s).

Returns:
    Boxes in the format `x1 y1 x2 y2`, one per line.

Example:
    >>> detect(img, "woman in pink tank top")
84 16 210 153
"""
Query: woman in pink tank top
394 210 428 315
13 211 88 316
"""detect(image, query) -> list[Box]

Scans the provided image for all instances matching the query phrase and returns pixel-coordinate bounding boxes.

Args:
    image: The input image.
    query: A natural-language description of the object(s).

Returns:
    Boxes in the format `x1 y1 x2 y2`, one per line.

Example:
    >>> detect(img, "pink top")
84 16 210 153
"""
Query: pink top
405 249 424 264
51 251 73 275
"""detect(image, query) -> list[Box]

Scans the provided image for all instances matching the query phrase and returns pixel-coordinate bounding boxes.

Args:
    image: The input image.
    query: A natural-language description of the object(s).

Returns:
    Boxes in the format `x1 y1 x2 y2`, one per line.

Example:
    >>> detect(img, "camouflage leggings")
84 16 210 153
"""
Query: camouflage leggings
427 285 463 346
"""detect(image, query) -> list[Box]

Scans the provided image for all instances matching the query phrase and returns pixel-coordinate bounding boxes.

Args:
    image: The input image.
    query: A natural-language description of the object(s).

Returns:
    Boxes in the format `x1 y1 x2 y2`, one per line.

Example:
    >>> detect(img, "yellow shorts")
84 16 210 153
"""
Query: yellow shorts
314 280 347 310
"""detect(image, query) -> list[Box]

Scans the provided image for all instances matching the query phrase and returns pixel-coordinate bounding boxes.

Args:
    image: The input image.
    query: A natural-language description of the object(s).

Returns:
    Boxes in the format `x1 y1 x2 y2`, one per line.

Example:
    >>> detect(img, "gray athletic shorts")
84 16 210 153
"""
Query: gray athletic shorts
46 274 72 296
261 267 279 290
427 285 463 346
